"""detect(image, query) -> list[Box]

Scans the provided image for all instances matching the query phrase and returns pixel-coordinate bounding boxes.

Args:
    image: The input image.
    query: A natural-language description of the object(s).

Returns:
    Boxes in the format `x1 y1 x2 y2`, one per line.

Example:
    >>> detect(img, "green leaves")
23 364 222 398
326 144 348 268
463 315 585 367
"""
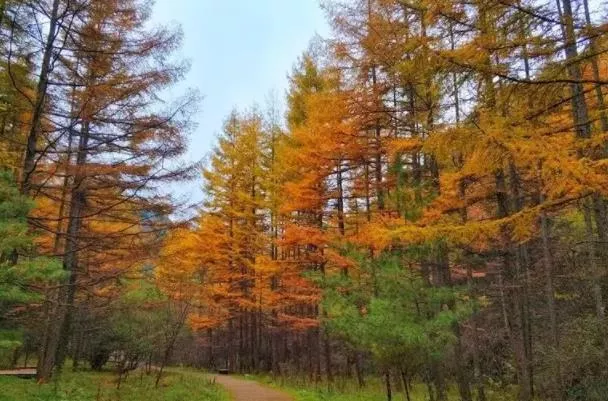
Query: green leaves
0 171 33 256
0 171 62 305
322 249 469 367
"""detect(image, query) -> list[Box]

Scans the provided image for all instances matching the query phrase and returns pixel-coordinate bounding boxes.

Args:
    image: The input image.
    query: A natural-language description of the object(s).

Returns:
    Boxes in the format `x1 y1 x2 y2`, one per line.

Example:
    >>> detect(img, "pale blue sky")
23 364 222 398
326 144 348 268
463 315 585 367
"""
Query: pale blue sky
151 0 329 203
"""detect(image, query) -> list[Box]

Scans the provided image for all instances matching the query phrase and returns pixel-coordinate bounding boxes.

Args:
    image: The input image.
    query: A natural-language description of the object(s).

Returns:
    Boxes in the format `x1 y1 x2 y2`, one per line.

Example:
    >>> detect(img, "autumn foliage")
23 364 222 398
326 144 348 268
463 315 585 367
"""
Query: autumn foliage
2 0 608 400
156 0 608 399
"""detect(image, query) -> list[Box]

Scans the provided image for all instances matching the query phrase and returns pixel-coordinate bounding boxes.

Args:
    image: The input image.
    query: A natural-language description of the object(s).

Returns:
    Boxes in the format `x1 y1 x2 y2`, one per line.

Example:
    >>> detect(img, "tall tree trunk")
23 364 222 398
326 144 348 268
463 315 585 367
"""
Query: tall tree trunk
581 0 608 133
384 369 392 401
541 208 563 399
355 351 365 388
336 159 345 237
400 368 411 401
455 323 473 401
559 0 592 139
155 302 189 387
21 0 61 194
459 149 486 401
367 0 384 212
583 203 605 320
323 329 333 383
509 165 535 399
37 128 73 382
54 120 91 370
495 170 532 401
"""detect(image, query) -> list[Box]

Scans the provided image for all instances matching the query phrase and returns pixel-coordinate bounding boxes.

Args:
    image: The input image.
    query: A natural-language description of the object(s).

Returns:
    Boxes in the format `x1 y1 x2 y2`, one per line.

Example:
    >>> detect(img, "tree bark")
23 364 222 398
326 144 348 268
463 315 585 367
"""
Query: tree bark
559 0 592 139
54 120 91 370
583 203 605 320
384 369 392 401
21 0 61 194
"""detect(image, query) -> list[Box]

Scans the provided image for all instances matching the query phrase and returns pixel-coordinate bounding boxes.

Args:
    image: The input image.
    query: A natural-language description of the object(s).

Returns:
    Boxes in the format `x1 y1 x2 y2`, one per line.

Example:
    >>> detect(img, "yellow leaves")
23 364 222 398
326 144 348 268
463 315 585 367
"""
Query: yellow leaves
425 126 478 169
540 152 608 201
254 255 281 276
424 108 608 220
387 138 423 158
438 42 488 70
281 173 326 213
304 91 353 135
353 203 545 253
510 208 540 244
352 219 398 251
277 313 319 331
280 224 327 249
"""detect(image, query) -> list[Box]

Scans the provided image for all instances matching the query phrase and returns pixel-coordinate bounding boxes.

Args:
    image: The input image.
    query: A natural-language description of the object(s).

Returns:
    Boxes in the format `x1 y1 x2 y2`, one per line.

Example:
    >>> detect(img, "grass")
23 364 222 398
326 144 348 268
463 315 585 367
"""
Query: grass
0 368 230 401
250 375 427 401
246 374 518 401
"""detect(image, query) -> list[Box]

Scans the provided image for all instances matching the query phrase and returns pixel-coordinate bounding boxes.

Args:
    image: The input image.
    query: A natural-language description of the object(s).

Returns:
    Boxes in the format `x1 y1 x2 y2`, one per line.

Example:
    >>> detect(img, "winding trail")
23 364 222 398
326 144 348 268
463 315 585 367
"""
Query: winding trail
214 375 293 401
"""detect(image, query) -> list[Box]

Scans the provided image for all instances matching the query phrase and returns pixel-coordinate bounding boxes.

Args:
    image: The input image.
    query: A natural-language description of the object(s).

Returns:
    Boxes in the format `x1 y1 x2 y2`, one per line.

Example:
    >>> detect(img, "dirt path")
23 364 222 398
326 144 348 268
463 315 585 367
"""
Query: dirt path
213 375 293 401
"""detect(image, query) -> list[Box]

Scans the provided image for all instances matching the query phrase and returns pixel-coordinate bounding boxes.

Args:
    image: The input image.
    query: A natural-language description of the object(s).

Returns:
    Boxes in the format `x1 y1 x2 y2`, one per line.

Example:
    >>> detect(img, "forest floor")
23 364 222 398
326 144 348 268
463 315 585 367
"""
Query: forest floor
243 374 420 401
0 368 229 401
245 375 519 401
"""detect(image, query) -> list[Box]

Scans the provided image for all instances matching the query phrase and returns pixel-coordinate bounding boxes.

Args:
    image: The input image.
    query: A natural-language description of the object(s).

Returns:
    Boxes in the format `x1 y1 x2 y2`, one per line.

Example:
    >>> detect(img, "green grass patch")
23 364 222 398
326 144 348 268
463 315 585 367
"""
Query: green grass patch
0 368 229 401
244 374 417 401
244 374 517 401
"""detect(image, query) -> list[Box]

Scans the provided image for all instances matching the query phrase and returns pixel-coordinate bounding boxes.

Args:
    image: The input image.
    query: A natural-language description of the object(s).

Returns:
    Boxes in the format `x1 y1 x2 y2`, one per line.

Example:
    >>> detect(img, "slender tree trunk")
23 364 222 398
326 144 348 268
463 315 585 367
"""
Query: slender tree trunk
559 0 592 139
155 303 189 388
364 161 371 222
400 368 411 401
592 194 608 264
495 170 532 401
314 327 321 382
54 120 91 370
384 369 392 401
355 351 365 388
21 0 61 194
583 202 605 319
468 266 487 401
72 318 85 371
455 323 473 401
582 0 608 133
509 165 535 399
540 208 563 399
431 360 447 401
367 0 384 212
323 330 333 383
336 160 345 237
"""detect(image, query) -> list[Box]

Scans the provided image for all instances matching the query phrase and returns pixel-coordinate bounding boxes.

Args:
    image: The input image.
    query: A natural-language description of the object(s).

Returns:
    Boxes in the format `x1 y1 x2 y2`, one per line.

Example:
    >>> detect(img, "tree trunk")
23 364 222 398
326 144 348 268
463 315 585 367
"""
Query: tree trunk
21 0 61 194
384 369 392 401
583 203 605 319
455 323 473 401
582 0 608 133
541 210 563 399
55 120 91 370
155 302 189 388
400 368 411 401
495 170 532 401
559 0 592 139
355 351 365 388
323 329 333 383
